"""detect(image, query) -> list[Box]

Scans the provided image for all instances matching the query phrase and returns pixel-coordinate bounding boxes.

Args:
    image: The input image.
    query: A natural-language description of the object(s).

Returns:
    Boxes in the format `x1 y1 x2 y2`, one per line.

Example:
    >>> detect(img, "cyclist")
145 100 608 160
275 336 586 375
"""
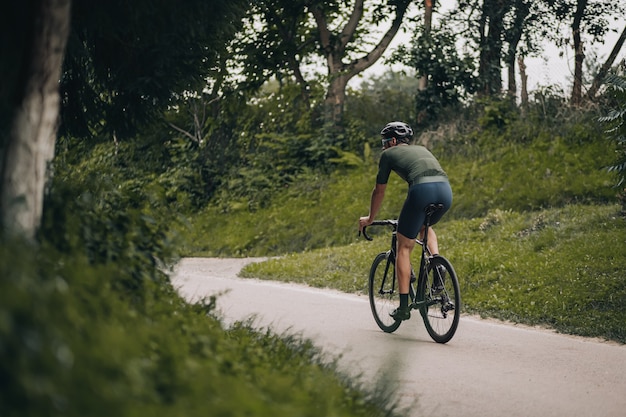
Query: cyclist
359 121 453 321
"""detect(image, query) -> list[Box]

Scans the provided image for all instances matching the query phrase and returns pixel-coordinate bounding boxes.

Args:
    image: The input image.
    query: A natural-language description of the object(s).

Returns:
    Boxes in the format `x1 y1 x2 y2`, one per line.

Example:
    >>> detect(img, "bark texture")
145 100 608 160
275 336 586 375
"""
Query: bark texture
0 0 71 239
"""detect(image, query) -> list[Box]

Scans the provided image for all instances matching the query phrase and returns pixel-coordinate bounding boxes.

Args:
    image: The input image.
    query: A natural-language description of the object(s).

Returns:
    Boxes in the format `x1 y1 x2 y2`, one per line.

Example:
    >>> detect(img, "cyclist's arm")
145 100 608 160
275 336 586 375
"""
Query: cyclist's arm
366 183 386 222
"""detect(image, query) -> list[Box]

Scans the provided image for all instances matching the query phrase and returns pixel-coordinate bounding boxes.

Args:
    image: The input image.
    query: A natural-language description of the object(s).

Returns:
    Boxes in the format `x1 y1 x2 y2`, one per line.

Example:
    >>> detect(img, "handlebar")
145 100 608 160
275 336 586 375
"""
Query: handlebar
359 219 398 241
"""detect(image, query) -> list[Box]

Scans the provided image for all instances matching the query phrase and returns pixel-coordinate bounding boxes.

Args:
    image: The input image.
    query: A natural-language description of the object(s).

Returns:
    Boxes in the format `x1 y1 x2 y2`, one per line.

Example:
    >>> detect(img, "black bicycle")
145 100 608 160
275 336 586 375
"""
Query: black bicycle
361 204 461 343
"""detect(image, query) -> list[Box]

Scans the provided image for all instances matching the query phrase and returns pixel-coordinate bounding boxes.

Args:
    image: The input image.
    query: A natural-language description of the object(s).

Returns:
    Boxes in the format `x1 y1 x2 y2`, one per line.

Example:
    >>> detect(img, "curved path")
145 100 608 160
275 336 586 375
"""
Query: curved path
172 257 626 417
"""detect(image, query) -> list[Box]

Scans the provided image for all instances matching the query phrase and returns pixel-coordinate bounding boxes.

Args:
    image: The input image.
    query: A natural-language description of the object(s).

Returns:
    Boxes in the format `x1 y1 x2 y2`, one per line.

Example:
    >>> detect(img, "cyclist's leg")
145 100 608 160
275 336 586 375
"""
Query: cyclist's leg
392 189 425 320
396 232 416 294
397 187 426 291
419 226 440 255
415 182 453 255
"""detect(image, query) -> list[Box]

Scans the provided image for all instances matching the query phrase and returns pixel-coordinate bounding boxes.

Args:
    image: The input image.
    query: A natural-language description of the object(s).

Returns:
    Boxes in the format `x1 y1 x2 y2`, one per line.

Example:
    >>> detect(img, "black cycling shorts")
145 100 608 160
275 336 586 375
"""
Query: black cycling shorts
397 181 453 239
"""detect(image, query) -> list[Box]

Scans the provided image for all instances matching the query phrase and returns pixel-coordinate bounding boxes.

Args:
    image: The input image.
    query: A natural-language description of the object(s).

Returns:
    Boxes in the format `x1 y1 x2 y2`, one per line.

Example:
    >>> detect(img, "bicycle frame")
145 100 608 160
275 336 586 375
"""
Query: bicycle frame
366 221 433 309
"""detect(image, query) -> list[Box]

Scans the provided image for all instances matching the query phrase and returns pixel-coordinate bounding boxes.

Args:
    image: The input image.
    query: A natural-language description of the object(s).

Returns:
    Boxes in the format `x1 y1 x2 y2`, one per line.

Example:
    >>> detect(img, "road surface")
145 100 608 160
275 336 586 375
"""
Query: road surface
172 257 626 417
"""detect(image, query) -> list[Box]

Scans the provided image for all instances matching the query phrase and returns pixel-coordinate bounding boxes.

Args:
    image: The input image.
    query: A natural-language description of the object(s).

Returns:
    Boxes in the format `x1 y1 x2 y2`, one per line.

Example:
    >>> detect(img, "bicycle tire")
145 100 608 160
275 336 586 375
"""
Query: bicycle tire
418 255 461 343
368 251 402 333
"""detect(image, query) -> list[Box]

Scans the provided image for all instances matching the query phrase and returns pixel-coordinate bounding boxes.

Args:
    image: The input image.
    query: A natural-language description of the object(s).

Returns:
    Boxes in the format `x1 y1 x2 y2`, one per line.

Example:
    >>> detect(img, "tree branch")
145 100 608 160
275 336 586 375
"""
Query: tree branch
339 0 364 52
587 24 626 100
348 0 410 76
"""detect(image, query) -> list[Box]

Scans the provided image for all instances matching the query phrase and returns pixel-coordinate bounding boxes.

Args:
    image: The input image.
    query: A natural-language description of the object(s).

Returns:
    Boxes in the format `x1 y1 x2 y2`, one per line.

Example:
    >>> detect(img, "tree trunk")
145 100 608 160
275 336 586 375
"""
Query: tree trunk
418 0 434 92
506 0 530 98
518 56 529 111
478 0 507 96
0 0 71 239
586 24 626 101
309 0 410 129
570 0 588 106
324 74 350 133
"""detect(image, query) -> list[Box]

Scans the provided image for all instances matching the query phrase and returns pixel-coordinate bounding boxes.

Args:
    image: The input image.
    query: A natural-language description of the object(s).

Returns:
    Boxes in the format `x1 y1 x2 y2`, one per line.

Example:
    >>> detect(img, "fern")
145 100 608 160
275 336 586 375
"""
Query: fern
599 74 626 190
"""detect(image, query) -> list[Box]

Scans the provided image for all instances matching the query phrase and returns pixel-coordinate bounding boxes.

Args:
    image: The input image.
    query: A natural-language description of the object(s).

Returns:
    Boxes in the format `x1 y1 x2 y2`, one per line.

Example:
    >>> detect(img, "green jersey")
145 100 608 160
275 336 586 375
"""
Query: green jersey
376 145 447 186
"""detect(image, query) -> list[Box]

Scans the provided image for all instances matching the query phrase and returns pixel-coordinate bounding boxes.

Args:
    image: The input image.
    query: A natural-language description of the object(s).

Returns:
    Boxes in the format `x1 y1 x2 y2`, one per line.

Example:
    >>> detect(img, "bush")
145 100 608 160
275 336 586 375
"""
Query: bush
598 74 626 214
41 142 180 298
0 240 400 417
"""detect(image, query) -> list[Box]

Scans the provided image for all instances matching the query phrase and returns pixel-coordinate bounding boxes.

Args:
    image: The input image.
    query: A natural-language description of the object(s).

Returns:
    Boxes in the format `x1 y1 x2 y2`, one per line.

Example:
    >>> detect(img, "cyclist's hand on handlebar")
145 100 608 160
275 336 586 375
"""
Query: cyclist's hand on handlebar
358 216 373 236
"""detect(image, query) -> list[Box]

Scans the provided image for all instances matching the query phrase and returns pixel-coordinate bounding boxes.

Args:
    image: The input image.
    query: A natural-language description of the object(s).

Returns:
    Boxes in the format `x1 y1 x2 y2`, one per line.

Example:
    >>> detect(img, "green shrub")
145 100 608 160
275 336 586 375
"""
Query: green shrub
0 240 402 417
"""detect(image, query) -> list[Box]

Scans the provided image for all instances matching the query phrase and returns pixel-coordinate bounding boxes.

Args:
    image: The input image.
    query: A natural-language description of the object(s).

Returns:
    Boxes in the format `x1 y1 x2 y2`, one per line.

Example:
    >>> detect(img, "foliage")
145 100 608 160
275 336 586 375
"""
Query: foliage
344 71 419 149
0 241 401 417
2 109 409 416
240 204 626 343
41 139 183 297
234 0 413 128
186 101 617 257
598 73 626 212
233 0 315 93
392 27 477 129
547 0 626 46
60 0 249 140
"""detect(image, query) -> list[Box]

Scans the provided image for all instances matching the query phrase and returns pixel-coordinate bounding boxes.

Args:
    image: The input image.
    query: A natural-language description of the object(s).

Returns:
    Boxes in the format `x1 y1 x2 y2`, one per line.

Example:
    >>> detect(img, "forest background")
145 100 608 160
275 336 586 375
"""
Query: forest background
1 0 625 416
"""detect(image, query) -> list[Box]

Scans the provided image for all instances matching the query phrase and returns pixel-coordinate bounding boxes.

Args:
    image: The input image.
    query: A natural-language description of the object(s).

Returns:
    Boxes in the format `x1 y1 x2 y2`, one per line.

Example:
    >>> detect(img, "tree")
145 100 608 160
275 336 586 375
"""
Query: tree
418 0 434 92
395 27 477 127
503 0 536 98
237 0 414 132
547 0 626 105
309 0 412 129
0 0 71 239
476 0 509 95
0 0 249 240
587 24 626 100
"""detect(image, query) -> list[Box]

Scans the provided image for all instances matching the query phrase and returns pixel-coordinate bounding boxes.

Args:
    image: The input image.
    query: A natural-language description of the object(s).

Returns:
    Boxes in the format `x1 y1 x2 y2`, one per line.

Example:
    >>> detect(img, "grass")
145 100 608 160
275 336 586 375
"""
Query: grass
184 125 616 258
184 124 625 343
0 241 403 417
11 104 620 417
239 204 626 343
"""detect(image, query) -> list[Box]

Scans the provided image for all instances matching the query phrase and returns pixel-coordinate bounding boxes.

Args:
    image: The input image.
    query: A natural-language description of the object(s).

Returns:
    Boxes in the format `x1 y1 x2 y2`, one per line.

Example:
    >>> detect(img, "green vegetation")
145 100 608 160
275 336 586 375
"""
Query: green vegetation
186 99 626 343
3 78 625 417
0 243 399 417
241 204 626 342
4 0 625 415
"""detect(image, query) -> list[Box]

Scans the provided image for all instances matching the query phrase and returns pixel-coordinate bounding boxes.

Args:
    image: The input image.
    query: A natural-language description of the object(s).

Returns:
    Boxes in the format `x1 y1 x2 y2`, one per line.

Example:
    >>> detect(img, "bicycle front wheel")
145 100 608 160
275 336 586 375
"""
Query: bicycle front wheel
418 255 461 343
369 251 401 333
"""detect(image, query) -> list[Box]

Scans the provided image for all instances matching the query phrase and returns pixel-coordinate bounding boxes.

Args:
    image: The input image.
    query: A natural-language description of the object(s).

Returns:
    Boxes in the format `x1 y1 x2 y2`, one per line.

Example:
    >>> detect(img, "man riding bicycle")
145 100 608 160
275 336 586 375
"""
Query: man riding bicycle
359 121 453 321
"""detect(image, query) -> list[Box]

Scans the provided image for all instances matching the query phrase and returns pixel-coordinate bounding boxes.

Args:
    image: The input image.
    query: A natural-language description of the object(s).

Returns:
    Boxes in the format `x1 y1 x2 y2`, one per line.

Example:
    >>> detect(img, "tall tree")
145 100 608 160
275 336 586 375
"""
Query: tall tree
309 0 412 128
0 0 249 240
503 0 530 97
570 0 588 106
237 0 413 132
477 0 509 95
418 0 434 92
0 0 71 239
453 0 514 96
502 0 555 99
547 0 626 105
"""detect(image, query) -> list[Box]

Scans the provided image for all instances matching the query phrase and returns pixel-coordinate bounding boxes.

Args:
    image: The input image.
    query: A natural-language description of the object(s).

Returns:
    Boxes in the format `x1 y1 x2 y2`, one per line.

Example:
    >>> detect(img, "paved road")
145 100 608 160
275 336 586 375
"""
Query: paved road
172 257 626 417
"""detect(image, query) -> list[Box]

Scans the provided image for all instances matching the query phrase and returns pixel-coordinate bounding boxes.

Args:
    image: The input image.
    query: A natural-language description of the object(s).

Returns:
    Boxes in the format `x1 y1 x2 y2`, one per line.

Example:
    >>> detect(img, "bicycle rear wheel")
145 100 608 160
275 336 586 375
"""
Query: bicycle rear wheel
418 255 461 343
369 251 401 333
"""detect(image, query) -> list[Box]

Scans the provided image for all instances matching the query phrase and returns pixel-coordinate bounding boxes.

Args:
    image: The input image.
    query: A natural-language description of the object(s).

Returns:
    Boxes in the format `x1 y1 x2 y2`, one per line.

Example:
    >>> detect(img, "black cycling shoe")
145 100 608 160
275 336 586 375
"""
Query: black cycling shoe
390 306 411 321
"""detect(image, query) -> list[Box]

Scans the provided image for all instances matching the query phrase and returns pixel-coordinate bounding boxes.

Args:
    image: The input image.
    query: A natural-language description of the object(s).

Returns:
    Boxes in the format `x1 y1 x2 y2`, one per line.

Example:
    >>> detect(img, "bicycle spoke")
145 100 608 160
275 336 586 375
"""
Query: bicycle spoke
369 252 401 333
419 256 461 343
